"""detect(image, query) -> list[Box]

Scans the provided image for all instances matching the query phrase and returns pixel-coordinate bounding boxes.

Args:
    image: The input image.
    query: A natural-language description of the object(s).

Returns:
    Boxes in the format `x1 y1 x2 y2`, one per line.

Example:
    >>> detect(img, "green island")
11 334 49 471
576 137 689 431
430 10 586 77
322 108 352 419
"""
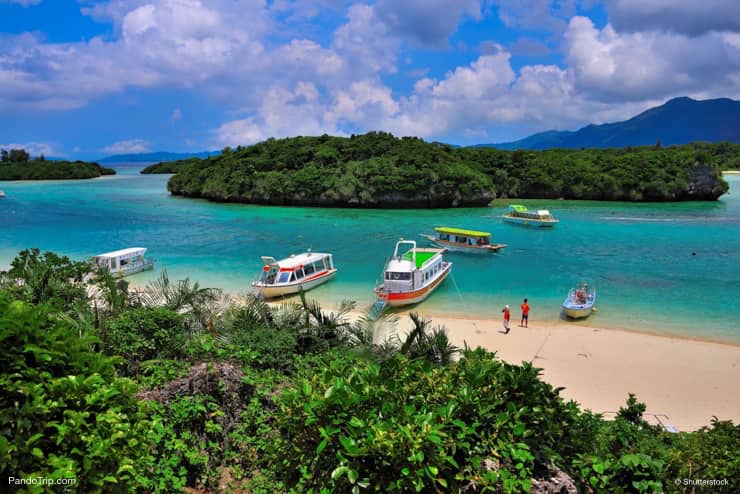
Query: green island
0 148 115 180
1 248 737 493
142 133 734 206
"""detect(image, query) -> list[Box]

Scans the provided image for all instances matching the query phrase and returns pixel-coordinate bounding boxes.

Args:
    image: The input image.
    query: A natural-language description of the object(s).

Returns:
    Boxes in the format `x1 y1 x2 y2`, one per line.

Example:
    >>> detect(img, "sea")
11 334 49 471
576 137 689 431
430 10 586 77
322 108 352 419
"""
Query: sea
2 165 739 343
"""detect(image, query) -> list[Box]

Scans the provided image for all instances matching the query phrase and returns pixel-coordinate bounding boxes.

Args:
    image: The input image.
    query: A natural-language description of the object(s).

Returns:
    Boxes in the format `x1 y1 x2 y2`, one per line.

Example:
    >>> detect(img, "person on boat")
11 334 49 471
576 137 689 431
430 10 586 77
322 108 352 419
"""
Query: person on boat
576 289 586 304
502 305 511 334
520 298 529 328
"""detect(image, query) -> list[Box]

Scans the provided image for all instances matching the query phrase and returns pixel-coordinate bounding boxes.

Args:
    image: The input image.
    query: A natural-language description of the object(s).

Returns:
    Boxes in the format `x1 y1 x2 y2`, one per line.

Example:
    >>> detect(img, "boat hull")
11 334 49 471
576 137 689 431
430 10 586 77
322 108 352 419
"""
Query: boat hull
562 306 593 319
254 269 337 299
502 216 558 228
375 263 451 307
111 262 155 278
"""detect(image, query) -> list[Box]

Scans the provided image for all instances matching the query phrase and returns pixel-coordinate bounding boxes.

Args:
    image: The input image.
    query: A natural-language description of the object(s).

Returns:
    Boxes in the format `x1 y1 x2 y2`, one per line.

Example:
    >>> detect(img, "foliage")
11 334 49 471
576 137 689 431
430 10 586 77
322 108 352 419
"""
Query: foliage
0 248 90 313
272 348 581 492
164 133 731 206
0 293 145 492
0 158 115 180
101 306 186 375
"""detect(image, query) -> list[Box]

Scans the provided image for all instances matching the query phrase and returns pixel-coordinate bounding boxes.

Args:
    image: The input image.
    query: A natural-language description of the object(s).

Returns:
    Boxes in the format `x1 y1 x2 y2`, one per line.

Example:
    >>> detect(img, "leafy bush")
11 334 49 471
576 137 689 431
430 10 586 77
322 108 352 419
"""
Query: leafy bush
272 348 581 492
101 306 186 374
0 293 145 492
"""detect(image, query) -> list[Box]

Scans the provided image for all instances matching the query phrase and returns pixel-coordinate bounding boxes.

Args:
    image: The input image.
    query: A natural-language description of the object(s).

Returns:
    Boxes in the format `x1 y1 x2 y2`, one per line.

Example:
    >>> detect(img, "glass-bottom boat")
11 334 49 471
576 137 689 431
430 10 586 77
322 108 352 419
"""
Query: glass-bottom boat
374 239 451 307
253 250 337 299
420 227 507 253
502 205 559 227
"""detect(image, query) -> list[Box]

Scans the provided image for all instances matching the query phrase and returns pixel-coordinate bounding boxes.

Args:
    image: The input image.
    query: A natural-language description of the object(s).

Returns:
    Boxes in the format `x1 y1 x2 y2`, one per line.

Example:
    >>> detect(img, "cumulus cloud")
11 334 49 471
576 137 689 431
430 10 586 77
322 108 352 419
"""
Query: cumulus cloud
375 0 482 46
607 0 740 36
564 16 740 101
0 141 56 156
103 139 151 154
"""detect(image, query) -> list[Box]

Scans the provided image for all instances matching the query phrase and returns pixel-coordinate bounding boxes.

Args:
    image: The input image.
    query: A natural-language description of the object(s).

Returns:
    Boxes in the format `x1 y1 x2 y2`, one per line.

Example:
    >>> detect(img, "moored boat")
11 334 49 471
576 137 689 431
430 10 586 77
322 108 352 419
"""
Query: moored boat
374 239 451 307
502 204 559 227
562 282 596 319
92 247 155 278
252 250 336 299
420 227 507 253
0 190 5 198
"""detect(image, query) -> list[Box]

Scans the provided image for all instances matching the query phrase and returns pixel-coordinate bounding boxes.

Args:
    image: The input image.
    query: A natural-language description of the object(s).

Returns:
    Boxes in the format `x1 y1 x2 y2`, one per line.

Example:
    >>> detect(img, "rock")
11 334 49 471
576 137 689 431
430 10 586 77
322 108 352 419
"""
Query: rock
530 467 578 494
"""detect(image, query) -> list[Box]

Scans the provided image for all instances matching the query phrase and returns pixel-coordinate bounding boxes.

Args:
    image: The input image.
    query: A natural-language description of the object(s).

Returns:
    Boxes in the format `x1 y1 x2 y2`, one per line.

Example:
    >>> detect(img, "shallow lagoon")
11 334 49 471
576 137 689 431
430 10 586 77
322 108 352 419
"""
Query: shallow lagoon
2 167 739 343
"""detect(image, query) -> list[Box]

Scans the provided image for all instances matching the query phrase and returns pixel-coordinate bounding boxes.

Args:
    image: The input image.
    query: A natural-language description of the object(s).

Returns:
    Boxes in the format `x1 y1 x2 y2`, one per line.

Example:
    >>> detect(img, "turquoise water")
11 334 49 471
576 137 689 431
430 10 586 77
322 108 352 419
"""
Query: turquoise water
2 166 739 343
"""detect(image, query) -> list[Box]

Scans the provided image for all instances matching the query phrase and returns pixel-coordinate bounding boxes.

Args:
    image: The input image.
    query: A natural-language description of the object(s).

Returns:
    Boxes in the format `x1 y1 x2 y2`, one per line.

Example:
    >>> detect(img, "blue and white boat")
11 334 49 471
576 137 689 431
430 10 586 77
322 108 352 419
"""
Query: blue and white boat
562 282 596 319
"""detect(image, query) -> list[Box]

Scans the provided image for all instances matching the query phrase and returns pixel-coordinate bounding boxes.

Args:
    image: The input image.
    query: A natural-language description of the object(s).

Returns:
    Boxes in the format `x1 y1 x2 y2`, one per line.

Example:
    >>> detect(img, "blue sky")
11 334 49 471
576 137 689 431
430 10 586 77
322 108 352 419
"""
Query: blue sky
1 0 739 159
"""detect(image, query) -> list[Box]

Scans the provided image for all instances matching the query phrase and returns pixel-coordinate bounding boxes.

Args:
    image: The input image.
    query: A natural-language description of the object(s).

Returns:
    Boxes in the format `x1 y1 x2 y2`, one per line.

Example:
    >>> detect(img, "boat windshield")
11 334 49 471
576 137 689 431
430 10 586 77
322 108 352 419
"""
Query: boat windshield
277 272 291 283
385 271 411 281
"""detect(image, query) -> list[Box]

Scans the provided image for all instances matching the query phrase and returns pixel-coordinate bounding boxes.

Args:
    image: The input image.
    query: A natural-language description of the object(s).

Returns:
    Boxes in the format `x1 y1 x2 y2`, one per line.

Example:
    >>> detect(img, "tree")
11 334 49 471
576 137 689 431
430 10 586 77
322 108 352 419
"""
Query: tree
8 148 30 162
1 149 7 162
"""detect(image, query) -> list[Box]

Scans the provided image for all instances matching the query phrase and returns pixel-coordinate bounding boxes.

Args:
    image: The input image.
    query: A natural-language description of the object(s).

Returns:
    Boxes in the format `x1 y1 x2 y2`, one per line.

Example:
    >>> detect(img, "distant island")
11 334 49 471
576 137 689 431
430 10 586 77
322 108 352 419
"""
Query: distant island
98 151 219 163
479 97 740 150
0 148 115 180
153 132 731 207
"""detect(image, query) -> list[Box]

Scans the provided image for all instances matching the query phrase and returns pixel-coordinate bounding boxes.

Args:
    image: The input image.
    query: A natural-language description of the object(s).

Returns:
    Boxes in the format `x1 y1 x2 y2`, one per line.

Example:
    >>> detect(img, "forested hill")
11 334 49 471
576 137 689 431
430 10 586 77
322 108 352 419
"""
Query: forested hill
0 159 115 180
481 97 740 150
163 132 733 207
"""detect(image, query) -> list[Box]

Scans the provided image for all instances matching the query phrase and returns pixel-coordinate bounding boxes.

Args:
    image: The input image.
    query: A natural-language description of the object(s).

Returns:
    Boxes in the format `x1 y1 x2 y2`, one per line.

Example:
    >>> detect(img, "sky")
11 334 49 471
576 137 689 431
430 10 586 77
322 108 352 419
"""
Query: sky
1 0 740 159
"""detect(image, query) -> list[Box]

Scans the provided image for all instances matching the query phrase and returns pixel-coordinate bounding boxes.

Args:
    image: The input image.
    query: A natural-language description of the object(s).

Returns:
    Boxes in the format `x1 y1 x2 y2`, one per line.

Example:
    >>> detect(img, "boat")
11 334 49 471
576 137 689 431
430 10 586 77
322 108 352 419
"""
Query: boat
252 250 337 299
374 239 451 307
420 227 507 253
0 190 5 198
562 282 596 319
502 204 559 227
92 247 155 278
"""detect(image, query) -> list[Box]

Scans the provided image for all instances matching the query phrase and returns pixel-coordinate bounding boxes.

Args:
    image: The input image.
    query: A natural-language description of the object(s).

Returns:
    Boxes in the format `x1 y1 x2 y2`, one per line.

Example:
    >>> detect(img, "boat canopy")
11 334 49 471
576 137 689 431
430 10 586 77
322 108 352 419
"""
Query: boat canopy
508 204 529 212
537 210 552 216
262 251 331 269
94 247 147 260
435 227 491 238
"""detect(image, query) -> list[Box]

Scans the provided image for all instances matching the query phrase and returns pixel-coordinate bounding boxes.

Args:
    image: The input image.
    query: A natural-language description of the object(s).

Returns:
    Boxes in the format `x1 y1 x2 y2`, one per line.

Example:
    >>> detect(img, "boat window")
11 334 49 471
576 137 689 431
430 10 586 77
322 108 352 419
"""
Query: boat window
386 271 411 281
120 258 128 267
313 261 323 272
294 268 304 279
304 263 315 275
278 272 291 283
110 259 116 269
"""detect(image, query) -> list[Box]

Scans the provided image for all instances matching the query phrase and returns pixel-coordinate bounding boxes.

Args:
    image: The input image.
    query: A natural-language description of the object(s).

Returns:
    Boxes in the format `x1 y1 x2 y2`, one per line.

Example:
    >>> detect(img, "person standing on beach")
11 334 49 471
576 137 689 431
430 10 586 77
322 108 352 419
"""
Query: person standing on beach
502 305 511 334
520 298 530 328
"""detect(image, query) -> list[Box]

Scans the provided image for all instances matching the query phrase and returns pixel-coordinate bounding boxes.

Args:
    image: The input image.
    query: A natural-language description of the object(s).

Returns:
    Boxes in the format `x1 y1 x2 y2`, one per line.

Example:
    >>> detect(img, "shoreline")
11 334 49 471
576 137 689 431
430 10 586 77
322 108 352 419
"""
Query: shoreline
379 310 740 432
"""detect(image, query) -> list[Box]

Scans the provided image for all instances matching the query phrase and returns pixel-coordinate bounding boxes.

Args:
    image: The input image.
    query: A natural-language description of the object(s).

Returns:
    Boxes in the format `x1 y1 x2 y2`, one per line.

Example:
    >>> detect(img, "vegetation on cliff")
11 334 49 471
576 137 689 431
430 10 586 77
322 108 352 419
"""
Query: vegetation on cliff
0 148 115 180
141 157 200 174
162 133 731 207
1 249 738 493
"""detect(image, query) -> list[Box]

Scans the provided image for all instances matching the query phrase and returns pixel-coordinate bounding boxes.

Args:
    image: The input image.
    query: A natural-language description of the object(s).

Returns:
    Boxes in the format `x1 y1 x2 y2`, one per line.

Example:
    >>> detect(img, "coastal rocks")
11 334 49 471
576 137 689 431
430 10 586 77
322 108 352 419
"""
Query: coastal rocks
530 468 578 494
686 163 729 200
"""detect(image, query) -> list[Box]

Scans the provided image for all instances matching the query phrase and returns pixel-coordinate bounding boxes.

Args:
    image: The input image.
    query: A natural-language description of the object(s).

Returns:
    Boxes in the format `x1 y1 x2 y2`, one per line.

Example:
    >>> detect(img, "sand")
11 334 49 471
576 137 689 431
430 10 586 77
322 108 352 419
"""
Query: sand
382 311 740 432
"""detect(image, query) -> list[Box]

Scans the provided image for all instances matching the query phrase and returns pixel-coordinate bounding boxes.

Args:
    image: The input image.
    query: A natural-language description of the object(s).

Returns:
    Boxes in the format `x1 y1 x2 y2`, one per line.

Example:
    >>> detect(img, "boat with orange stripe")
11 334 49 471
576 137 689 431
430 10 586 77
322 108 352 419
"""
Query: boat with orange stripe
374 239 451 307
252 250 337 299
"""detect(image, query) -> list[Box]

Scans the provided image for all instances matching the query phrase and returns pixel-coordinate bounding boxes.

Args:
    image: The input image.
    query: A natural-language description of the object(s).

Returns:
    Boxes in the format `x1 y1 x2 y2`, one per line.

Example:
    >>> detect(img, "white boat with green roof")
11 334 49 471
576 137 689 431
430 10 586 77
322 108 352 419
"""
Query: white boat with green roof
420 227 507 253
374 239 451 307
502 204 559 227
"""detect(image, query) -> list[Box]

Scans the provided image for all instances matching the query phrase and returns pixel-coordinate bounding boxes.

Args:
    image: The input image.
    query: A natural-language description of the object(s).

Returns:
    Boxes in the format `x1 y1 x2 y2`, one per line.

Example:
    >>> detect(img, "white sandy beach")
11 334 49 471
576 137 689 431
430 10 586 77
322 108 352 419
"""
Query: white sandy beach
384 311 740 432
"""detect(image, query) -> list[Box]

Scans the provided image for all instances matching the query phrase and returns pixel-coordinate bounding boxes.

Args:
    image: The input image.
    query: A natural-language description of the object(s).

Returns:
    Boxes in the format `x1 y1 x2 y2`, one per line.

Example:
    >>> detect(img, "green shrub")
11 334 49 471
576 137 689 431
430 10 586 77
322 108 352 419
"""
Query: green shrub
0 293 145 492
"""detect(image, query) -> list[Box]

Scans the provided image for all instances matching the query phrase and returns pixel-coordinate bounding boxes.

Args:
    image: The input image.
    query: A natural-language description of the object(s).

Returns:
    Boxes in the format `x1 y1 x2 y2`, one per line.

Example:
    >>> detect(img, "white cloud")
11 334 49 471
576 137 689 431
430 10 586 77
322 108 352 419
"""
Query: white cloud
2 0 43 6
607 0 740 36
170 108 182 122
103 139 151 154
0 141 56 156
564 16 740 101
375 0 481 46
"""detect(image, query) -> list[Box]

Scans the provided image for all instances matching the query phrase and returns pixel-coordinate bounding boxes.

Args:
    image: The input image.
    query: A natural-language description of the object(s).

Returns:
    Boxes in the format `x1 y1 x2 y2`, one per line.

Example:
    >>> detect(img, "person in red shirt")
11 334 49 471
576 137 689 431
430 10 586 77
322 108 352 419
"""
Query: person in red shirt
520 298 530 327
502 304 511 334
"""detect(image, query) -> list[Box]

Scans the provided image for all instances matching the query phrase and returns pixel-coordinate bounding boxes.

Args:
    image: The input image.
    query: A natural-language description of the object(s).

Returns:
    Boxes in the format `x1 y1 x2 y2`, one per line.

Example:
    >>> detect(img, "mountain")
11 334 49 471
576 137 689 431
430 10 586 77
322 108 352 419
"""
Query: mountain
98 151 219 163
477 97 740 150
